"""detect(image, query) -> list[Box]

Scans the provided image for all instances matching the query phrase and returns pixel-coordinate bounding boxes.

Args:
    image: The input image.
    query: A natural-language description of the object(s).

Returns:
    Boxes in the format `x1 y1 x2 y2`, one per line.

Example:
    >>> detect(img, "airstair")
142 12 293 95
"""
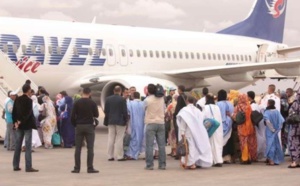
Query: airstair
0 51 38 140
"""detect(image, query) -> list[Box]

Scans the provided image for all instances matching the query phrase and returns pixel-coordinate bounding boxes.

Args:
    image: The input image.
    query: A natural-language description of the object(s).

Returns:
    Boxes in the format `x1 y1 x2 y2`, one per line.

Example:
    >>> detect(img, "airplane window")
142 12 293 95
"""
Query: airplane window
109 48 113 56
173 51 177 59
241 55 244 61
196 53 200 60
202 53 206 60
245 55 248 61
232 54 235 61
161 51 165 58
167 51 171 58
101 48 106 56
39 45 45 54
156 51 160 58
222 54 226 60
185 52 189 59
149 50 153 58
129 49 133 57
179 52 183 59
218 54 221 60
95 48 101 56
213 53 216 60
236 55 239 61
137 50 141 57
122 49 126 57
13 44 18 53
249 55 252 61
22 45 27 54
56 46 61 55
208 53 211 60
2 44 8 53
88 48 93 55
191 52 194 59
143 50 147 57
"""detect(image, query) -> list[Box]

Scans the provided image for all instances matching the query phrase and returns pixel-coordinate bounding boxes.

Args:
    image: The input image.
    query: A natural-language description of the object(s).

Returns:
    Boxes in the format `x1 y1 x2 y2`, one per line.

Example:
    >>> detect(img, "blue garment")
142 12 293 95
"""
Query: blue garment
60 96 75 148
217 101 234 137
126 100 145 159
5 99 14 124
264 109 285 164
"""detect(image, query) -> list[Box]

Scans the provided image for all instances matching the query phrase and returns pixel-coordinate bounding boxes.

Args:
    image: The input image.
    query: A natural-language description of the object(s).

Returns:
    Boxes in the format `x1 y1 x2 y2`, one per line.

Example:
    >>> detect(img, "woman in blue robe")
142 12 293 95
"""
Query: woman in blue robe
60 96 75 148
264 99 284 165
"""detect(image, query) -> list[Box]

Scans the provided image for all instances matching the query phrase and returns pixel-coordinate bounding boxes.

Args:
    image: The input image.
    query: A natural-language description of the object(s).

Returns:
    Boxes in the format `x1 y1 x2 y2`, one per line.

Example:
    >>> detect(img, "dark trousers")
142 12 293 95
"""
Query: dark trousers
74 125 95 171
165 120 171 143
13 129 32 170
173 116 179 144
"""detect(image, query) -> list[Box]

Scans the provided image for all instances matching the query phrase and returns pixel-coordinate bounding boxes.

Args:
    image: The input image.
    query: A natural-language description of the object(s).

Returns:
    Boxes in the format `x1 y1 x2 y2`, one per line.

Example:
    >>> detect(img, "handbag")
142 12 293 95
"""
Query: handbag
287 111 300 125
176 137 189 157
251 110 263 126
236 109 246 125
203 105 220 137
123 133 131 151
52 132 61 146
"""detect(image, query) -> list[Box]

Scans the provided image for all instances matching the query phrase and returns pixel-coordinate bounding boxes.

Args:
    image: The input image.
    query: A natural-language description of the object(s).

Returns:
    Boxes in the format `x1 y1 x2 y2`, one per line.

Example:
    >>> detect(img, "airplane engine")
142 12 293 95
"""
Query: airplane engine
99 75 177 109
275 67 300 76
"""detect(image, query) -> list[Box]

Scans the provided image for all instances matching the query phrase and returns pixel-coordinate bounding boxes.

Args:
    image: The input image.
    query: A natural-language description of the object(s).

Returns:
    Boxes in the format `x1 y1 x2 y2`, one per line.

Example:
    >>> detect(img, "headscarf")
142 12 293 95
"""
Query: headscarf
42 96 56 115
228 90 239 106
56 93 63 105
291 88 300 113
234 94 254 136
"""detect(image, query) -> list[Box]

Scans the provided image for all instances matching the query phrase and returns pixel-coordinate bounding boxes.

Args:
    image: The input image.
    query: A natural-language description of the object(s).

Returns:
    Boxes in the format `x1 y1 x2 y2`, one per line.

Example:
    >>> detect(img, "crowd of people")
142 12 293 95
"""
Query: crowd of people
2 80 300 172
105 83 300 170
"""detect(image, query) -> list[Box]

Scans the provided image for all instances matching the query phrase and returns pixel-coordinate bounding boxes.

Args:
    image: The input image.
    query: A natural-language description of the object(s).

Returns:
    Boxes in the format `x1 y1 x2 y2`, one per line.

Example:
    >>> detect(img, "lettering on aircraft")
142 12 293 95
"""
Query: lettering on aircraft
0 34 106 73
265 0 286 18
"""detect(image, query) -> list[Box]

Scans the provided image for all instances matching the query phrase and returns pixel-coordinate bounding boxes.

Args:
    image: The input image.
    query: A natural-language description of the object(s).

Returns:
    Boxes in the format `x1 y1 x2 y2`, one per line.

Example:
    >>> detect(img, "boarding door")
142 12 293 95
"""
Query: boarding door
119 45 128 66
256 44 269 63
106 45 116 66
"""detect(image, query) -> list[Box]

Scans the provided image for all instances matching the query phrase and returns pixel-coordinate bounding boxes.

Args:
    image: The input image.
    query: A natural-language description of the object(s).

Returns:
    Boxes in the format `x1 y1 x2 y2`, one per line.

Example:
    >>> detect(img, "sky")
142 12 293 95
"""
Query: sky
0 0 299 46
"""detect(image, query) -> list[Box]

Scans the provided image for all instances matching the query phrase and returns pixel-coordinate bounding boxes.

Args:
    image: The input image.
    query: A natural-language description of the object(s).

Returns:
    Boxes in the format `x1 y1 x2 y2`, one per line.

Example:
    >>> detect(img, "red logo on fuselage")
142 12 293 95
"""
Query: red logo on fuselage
15 56 41 73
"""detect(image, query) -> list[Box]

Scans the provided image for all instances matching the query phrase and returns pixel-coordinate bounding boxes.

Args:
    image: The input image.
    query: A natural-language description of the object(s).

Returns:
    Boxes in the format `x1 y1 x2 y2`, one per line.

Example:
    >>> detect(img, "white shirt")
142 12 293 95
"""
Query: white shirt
196 97 206 110
260 93 281 112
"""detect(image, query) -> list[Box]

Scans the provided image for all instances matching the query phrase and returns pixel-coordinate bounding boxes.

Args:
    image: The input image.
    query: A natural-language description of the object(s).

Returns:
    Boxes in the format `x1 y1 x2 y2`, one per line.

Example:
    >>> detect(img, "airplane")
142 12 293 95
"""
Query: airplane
0 0 300 109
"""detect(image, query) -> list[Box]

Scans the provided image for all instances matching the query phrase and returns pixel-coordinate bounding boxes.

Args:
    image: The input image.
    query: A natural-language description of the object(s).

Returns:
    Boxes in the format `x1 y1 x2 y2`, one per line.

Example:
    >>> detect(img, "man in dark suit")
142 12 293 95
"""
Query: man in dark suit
105 86 128 161
173 85 187 145
12 84 38 172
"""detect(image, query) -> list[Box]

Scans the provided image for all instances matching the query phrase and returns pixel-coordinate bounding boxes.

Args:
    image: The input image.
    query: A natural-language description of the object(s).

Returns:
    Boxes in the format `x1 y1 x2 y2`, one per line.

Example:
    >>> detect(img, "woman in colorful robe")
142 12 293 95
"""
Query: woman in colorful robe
288 88 300 168
233 94 257 164
40 96 57 149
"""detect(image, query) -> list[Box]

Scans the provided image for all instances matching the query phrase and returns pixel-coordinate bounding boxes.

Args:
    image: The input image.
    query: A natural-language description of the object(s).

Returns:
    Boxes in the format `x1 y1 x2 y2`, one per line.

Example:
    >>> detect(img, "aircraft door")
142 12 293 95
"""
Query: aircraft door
256 44 269 62
119 45 128 66
106 45 116 66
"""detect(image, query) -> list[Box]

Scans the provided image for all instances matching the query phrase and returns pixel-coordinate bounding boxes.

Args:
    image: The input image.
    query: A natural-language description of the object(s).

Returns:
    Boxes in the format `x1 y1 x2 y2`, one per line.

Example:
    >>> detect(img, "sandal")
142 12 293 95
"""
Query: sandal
288 165 297 168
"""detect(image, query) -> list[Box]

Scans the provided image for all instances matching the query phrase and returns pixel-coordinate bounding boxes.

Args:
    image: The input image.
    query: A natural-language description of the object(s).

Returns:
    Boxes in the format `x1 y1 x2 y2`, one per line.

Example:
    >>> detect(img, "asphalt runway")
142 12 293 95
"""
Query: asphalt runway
0 126 299 186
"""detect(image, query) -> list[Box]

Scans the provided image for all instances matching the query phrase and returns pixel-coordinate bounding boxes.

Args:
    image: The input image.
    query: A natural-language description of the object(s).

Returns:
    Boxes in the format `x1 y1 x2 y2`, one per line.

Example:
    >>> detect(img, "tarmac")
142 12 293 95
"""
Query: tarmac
0 126 299 186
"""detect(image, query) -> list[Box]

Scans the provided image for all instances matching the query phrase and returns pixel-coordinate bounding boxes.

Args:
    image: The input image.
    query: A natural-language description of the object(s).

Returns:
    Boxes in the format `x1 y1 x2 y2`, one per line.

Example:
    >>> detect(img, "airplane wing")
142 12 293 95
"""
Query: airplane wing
277 46 300 55
164 59 300 79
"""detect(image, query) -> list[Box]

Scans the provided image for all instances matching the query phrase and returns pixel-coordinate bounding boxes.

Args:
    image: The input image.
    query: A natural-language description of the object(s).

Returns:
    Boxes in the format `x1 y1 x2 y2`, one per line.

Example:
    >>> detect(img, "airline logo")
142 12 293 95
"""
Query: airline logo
265 0 286 18
0 34 106 73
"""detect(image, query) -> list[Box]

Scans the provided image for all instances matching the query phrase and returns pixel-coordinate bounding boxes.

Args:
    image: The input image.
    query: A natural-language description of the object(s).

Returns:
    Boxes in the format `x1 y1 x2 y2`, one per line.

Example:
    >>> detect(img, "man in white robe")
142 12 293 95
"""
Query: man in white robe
196 87 209 111
177 96 213 169
203 94 223 166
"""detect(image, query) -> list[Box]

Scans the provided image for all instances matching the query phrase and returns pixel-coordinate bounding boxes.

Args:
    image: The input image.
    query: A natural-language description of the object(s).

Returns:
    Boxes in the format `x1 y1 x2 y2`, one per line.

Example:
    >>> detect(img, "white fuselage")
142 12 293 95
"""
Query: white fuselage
0 17 287 97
